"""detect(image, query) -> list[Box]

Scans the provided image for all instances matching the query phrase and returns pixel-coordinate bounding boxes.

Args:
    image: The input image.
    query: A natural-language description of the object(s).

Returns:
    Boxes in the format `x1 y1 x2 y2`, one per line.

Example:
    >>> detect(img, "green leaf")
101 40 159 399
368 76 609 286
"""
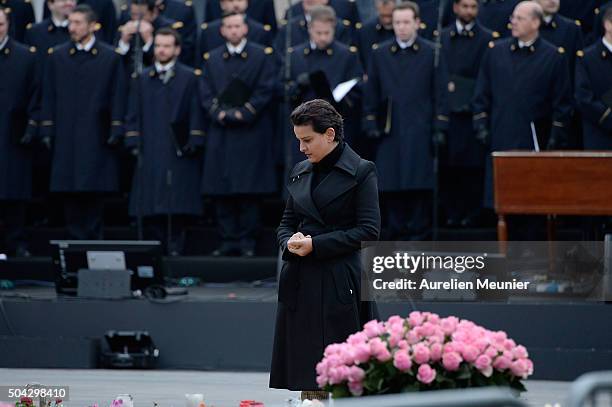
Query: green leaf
331 385 351 399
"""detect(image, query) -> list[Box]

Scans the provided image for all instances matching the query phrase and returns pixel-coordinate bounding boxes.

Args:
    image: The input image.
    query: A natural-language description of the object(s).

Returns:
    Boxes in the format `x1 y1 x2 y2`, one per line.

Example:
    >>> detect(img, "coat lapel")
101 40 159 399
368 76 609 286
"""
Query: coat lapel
287 165 326 225
313 144 361 211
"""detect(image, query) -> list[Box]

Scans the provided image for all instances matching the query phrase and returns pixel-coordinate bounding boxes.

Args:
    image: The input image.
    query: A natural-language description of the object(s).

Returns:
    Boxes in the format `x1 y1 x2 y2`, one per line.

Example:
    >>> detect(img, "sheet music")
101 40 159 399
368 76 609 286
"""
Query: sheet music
530 121 540 152
333 78 359 102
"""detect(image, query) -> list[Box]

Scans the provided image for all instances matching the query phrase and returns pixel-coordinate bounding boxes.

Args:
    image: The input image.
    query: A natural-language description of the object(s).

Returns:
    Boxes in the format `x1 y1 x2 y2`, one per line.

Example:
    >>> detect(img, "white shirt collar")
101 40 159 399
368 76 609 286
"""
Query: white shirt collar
75 35 96 51
52 16 69 28
518 37 537 48
226 38 247 55
305 14 311 23
0 36 8 51
455 20 475 33
603 37 612 53
396 35 416 49
543 14 553 24
155 59 176 73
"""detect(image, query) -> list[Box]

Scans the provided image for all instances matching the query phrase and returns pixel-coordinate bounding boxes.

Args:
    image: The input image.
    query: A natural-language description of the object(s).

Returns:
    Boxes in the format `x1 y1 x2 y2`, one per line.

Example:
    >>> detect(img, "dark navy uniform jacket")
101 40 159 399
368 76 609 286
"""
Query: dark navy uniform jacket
274 15 352 53
591 1 611 45
199 41 277 196
43 0 117 44
1 0 34 42
0 38 38 200
41 40 126 192
354 16 393 71
119 0 196 65
197 16 272 57
363 37 450 192
575 39 612 149
414 0 453 40
539 13 584 79
281 40 363 164
441 21 494 168
560 0 602 41
478 0 519 38
125 62 205 216
473 37 572 206
205 0 277 34
23 18 70 72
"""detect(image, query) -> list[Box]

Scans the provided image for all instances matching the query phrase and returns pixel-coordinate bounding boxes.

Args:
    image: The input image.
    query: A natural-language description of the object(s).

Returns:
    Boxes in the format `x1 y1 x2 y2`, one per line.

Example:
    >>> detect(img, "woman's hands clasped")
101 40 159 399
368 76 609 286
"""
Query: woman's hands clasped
287 232 313 257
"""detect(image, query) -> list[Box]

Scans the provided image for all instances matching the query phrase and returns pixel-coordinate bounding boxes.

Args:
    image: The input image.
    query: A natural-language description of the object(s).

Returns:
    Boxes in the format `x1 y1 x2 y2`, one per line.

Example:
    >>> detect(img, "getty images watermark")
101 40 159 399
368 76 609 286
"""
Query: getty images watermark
360 241 612 303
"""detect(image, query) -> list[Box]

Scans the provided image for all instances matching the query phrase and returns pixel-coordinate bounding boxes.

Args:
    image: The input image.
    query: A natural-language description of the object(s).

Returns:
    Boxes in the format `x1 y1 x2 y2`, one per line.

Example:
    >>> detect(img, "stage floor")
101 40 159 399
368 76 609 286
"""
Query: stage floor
0 368 570 407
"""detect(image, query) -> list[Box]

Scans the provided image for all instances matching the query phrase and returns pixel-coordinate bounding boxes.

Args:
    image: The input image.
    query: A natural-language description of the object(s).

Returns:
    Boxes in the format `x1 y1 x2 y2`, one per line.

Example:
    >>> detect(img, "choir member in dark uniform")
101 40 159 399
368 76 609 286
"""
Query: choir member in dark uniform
363 1 449 241
117 0 191 71
40 5 126 240
43 0 117 44
24 0 74 63
472 1 572 238
1 0 34 42
560 0 602 40
441 0 495 227
282 5 363 164
479 0 520 37
199 12 277 256
205 0 277 34
591 1 611 45
270 99 380 399
198 0 272 56
275 0 352 51
413 0 453 40
0 8 38 257
575 6 612 150
120 0 196 65
355 0 394 70
284 0 361 35
125 28 204 255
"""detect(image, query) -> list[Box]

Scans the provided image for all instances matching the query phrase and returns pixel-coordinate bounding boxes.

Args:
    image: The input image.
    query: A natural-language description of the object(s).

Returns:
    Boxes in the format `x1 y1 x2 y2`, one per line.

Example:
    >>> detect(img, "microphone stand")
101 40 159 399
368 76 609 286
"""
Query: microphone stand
432 0 446 241
133 14 145 241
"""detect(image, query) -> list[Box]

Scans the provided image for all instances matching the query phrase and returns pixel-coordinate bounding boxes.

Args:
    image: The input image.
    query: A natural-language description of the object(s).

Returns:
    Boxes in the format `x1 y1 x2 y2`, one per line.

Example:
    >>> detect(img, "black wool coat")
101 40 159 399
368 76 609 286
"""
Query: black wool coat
270 144 380 391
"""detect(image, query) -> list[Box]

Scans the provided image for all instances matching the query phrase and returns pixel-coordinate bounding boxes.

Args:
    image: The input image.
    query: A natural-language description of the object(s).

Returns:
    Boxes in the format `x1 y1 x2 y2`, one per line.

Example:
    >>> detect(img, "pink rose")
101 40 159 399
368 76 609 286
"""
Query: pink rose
364 320 384 338
325 343 342 356
427 313 441 325
353 343 372 364
485 346 499 359
348 366 366 382
420 322 436 337
393 350 412 371
387 315 404 325
316 360 328 375
475 355 493 377
512 345 529 359
416 364 437 384
525 358 534 376
429 343 443 362
412 343 431 364
348 381 364 396
316 374 328 388
397 340 409 350
347 332 368 345
510 359 530 379
461 345 479 363
493 355 512 371
405 330 420 345
408 311 424 327
388 323 405 347
440 317 459 335
370 338 392 362
442 351 462 371
503 339 517 351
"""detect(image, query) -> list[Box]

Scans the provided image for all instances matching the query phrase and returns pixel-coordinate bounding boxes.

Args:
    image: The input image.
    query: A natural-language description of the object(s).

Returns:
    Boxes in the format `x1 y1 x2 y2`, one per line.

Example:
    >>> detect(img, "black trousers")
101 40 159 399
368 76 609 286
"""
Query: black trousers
143 215 191 255
442 166 484 223
63 193 104 240
0 200 27 253
215 196 260 252
382 191 432 241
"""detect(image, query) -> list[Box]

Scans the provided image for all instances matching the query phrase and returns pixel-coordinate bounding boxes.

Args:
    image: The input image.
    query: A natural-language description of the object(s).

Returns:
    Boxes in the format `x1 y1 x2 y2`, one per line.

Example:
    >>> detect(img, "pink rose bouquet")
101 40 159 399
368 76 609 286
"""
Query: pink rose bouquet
316 312 533 397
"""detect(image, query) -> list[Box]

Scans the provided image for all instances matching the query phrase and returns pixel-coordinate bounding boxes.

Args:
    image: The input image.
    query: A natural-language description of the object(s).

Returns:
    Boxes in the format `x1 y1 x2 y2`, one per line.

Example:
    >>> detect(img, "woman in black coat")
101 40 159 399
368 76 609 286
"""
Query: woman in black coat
269 99 381 397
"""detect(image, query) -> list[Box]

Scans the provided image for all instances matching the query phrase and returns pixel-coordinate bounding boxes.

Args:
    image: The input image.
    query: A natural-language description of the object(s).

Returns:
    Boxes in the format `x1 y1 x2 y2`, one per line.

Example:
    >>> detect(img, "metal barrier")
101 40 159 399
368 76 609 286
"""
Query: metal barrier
567 371 612 407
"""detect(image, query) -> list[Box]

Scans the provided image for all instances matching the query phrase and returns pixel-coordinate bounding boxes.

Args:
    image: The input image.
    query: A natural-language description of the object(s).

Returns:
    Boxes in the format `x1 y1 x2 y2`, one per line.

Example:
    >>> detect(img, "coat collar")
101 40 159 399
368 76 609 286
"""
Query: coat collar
287 145 361 225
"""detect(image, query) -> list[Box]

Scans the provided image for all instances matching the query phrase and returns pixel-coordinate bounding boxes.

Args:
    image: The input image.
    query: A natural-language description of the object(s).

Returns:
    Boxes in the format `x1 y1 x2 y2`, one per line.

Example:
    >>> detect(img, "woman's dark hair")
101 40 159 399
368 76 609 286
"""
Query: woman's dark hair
290 99 344 142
